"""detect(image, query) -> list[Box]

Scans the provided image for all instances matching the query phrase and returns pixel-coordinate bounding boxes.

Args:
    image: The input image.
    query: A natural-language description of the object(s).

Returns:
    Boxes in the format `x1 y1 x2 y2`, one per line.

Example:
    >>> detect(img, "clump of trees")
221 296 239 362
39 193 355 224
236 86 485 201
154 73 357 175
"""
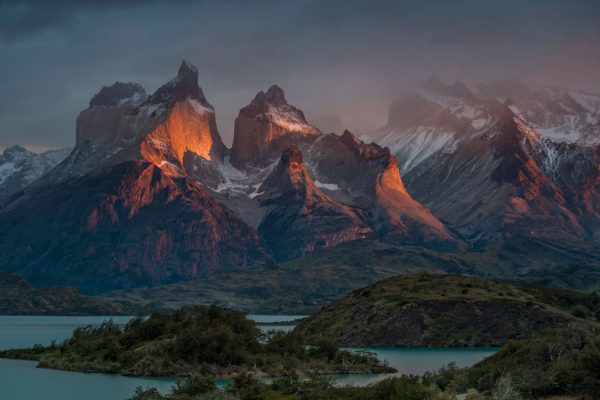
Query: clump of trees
130 374 451 400
461 324 600 398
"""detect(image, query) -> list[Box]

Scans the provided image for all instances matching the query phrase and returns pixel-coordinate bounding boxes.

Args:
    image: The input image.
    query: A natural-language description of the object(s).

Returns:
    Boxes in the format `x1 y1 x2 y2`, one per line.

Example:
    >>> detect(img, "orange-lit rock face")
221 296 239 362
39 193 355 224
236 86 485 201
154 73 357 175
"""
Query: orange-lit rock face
308 130 461 249
231 86 320 169
374 154 457 246
140 99 222 169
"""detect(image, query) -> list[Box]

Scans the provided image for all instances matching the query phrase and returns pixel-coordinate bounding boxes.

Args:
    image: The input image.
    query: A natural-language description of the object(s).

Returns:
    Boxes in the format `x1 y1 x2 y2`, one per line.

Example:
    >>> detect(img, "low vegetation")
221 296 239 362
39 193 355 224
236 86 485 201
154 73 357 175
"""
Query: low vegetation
421 324 600 399
129 324 600 399
295 274 600 347
0 271 130 315
0 305 394 377
102 237 600 315
129 374 451 400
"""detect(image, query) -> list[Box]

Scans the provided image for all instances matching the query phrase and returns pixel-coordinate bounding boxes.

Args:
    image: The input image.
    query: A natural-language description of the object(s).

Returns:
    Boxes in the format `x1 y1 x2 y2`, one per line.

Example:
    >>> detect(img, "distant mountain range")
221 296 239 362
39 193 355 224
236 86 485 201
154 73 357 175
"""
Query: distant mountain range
367 77 600 246
0 145 70 202
0 62 598 294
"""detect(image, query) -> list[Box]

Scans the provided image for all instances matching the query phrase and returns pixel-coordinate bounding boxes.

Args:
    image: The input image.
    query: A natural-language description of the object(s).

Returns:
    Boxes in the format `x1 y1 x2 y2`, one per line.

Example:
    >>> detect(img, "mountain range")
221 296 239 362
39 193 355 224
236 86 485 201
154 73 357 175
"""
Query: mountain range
0 145 70 202
0 61 598 294
369 77 600 246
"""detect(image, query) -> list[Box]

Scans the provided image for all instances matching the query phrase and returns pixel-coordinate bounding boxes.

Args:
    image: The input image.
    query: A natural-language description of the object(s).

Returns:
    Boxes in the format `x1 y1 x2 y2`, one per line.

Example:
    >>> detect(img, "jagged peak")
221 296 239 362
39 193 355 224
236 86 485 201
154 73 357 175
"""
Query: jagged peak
179 60 198 74
265 85 286 104
237 85 319 136
147 60 212 109
339 130 390 160
258 146 311 196
176 60 199 87
340 129 364 149
90 82 146 107
248 84 286 108
3 145 29 155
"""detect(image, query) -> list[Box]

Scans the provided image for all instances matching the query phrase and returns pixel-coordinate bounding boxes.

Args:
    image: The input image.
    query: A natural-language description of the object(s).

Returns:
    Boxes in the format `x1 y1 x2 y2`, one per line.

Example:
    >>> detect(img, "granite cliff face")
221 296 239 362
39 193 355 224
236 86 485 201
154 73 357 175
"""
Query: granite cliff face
230 85 320 170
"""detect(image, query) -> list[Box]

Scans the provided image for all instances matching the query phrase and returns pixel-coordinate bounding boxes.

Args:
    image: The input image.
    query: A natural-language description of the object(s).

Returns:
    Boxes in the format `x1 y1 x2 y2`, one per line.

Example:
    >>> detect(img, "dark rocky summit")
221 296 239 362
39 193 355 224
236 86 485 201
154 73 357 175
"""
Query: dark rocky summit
230 85 320 169
89 82 146 107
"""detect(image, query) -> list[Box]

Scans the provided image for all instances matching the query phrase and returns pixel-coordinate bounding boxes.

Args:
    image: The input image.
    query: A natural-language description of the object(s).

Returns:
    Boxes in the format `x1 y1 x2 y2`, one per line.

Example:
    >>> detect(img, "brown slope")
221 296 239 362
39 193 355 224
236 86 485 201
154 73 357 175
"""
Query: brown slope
309 130 462 250
0 161 273 294
489 107 586 240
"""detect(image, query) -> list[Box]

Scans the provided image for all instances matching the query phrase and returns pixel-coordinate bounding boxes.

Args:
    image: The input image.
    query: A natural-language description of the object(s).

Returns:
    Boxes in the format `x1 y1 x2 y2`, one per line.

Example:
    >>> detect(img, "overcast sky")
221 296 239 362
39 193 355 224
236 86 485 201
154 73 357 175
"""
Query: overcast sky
1 0 599 151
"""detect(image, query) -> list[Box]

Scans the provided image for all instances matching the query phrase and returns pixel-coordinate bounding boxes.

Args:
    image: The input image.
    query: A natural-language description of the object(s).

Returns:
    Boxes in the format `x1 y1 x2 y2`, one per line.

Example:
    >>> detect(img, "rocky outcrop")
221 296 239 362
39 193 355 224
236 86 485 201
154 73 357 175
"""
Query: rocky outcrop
139 61 227 167
50 61 226 185
75 82 148 147
257 147 372 260
230 85 320 169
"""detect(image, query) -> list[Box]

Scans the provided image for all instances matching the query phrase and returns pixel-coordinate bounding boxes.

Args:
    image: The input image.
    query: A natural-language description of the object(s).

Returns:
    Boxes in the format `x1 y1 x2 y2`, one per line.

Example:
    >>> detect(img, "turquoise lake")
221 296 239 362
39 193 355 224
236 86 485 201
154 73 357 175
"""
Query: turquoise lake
0 315 497 400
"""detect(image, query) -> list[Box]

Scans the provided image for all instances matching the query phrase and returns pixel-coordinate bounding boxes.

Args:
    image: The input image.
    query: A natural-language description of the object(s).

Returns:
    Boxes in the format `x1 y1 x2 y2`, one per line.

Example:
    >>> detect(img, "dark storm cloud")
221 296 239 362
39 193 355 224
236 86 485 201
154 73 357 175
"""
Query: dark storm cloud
0 0 599 150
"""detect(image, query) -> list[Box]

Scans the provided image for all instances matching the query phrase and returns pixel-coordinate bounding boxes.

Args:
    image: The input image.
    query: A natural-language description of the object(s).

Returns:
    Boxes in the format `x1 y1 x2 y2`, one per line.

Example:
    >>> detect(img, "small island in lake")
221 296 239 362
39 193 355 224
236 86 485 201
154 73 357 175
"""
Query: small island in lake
0 305 394 378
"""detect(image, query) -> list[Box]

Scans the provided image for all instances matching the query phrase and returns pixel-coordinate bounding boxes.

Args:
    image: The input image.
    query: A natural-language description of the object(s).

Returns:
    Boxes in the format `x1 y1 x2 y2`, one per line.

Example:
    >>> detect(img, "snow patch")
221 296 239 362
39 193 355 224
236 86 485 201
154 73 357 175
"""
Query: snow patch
258 105 316 134
188 98 214 114
314 180 340 191
0 162 19 185
471 118 489 130
118 91 145 106
370 126 460 172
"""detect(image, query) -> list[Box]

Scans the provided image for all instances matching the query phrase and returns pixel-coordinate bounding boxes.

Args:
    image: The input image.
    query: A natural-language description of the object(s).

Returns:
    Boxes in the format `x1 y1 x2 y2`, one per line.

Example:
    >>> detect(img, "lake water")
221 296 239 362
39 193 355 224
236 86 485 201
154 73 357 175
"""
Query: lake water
0 315 497 400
